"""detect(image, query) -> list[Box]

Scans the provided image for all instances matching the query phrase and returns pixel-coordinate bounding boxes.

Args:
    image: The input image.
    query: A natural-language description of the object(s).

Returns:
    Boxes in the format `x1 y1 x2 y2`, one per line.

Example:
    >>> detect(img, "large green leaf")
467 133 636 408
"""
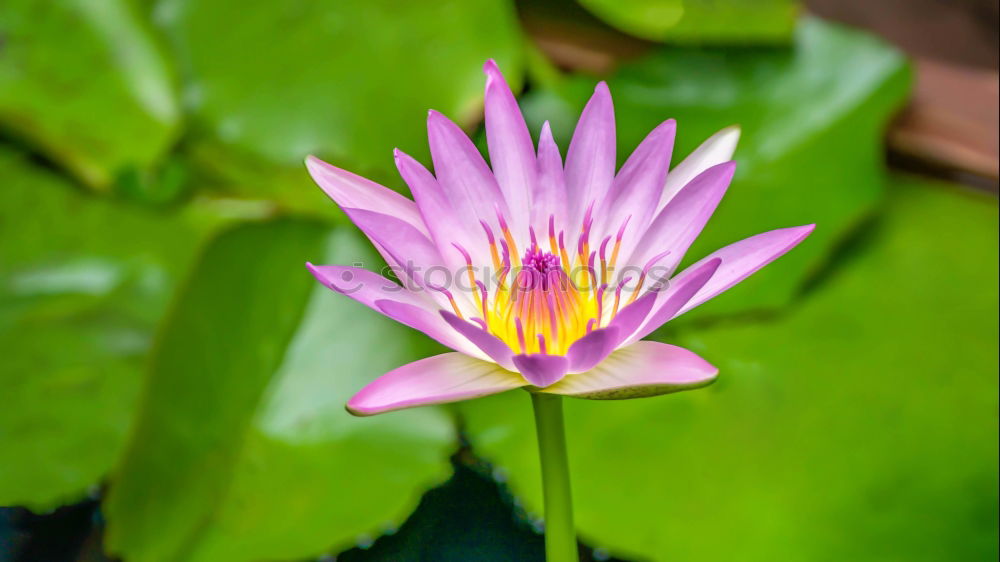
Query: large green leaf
152 0 524 212
522 17 911 320
0 147 219 509
577 0 798 43
0 0 180 190
461 175 999 560
104 221 456 562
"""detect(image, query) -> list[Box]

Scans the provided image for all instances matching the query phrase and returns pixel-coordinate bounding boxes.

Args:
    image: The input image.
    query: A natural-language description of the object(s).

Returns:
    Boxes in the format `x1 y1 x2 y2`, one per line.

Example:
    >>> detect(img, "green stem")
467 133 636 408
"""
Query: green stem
531 393 578 562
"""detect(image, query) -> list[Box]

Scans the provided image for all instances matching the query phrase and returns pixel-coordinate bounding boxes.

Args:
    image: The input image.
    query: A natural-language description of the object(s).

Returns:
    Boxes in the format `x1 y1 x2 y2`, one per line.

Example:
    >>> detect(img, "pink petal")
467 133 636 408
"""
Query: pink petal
623 257 721 345
306 156 428 237
595 119 675 256
512 353 570 387
674 224 816 317
626 161 736 275
566 327 621 373
341 207 450 295
305 264 482 358
657 126 740 212
394 149 488 269
440 311 516 370
539 341 718 400
605 289 658 344
565 290 659 373
564 82 615 229
347 353 526 416
533 121 568 230
483 60 535 222
427 110 510 236
307 263 429 310
375 300 487 360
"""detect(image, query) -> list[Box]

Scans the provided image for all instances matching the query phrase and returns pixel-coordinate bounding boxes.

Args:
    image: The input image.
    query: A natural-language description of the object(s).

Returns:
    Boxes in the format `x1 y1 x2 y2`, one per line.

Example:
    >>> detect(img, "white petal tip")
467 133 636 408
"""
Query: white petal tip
716 126 741 151
304 154 328 171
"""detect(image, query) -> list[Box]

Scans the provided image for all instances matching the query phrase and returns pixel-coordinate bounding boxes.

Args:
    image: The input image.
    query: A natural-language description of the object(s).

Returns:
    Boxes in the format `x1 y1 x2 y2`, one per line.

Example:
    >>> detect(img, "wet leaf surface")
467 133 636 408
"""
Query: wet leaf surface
0 1 180 190
104 221 456 561
577 0 797 43
152 0 525 212
0 147 219 509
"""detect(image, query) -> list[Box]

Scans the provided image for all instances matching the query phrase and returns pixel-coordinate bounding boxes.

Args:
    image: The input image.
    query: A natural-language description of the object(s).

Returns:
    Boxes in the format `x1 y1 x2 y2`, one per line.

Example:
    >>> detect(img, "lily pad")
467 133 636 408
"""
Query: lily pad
0 147 219 509
0 0 180 190
577 0 798 43
521 17 911 319
461 175 999 560
104 221 456 562
151 0 525 212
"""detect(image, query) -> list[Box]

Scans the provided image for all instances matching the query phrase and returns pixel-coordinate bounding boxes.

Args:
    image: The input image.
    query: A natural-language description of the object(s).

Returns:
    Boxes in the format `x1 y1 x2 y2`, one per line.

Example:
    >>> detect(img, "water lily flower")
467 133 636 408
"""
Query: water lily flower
305 61 813 417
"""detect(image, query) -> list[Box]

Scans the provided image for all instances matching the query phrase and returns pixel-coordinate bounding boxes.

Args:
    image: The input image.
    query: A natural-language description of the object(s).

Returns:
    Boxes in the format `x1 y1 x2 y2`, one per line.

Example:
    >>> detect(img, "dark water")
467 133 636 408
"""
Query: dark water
0 454 630 562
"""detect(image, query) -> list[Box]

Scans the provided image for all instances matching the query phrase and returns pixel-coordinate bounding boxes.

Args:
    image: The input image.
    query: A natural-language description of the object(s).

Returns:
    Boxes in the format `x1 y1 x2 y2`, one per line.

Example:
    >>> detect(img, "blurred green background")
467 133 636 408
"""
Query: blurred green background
0 0 996 561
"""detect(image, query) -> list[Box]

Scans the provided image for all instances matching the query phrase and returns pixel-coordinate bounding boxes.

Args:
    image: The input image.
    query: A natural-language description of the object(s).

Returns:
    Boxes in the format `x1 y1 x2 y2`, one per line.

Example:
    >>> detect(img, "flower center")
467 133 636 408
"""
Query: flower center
443 210 647 357
522 246 561 275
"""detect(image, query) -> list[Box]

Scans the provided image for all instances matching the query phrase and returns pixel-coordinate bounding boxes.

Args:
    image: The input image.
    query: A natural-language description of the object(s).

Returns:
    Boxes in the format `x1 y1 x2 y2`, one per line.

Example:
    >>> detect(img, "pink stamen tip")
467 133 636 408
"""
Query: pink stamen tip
515 318 527 352
612 275 633 316
616 216 632 241
586 318 596 333
479 220 496 244
643 250 672 273
583 201 595 229
429 284 454 300
548 215 556 239
599 236 612 260
529 226 538 247
558 231 566 250
495 207 509 232
452 242 473 266
537 334 547 355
